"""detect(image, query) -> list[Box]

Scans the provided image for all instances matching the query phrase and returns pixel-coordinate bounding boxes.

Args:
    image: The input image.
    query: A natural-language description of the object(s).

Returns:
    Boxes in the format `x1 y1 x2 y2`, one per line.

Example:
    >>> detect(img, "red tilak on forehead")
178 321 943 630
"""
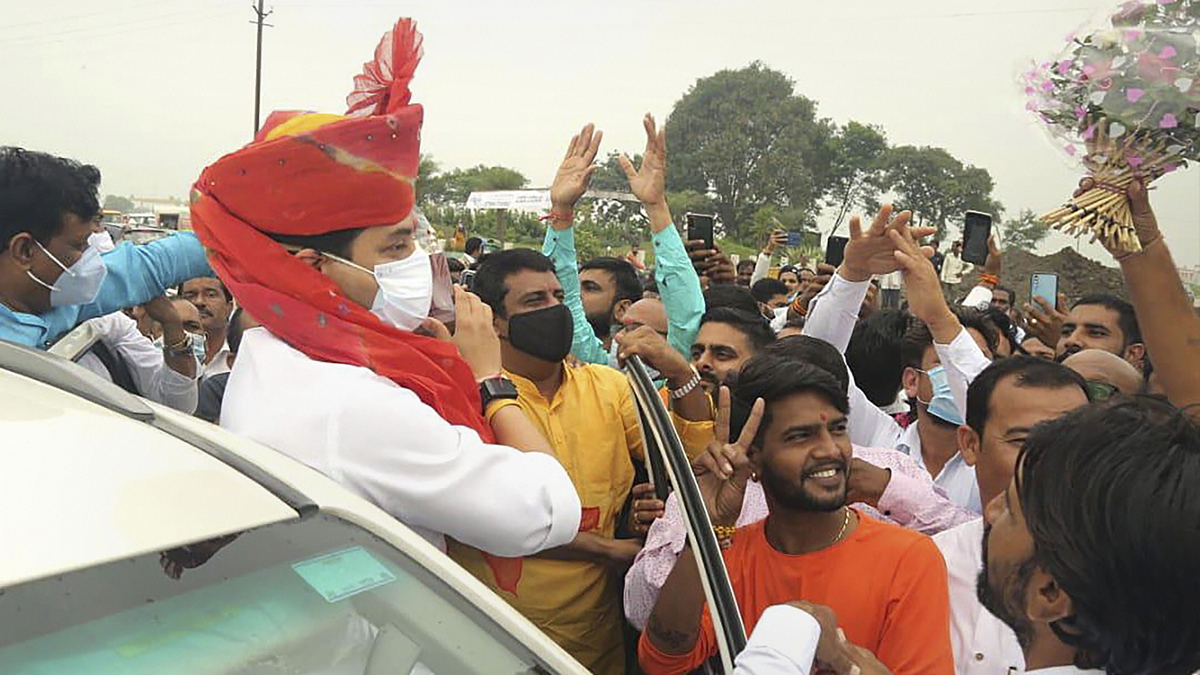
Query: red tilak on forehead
820 412 828 422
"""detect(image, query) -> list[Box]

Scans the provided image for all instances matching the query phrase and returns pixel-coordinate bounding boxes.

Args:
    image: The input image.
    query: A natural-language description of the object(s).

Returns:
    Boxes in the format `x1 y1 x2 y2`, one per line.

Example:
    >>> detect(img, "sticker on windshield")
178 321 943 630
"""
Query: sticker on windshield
292 546 396 603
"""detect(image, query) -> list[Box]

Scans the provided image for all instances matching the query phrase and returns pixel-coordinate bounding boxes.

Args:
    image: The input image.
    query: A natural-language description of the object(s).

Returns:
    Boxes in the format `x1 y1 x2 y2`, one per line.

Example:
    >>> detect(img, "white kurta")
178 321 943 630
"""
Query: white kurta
934 518 1025 675
77 311 199 414
221 327 582 557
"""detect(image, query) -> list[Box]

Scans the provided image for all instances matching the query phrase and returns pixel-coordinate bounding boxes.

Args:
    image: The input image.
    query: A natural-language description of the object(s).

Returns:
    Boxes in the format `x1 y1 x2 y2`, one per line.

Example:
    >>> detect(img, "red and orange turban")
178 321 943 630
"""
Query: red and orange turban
190 19 491 441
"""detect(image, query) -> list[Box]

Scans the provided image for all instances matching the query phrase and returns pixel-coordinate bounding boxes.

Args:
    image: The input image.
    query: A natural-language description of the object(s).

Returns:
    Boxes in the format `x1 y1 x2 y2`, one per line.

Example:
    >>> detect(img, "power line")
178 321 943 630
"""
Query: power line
0 6 239 49
251 1 274 135
0 10 241 58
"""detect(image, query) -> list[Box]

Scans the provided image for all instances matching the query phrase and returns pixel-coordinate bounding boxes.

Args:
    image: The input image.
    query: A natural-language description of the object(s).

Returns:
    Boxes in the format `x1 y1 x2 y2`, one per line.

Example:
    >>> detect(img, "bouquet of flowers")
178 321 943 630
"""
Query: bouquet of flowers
1022 0 1200 252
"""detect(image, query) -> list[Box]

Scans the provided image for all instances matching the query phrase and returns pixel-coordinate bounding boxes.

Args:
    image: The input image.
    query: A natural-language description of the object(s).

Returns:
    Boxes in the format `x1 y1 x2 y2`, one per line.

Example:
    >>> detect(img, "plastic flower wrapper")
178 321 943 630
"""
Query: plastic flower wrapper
1021 0 1200 252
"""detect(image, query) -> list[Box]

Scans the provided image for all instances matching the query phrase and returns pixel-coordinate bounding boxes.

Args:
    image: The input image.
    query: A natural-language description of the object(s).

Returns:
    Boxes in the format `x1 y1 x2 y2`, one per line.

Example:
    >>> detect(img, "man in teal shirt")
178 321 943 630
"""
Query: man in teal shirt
0 147 213 350
541 116 703 364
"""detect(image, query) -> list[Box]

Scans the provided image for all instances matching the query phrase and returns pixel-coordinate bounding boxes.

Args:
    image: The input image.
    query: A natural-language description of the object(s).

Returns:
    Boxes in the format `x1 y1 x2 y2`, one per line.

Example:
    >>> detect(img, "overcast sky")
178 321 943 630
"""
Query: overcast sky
2 0 1197 267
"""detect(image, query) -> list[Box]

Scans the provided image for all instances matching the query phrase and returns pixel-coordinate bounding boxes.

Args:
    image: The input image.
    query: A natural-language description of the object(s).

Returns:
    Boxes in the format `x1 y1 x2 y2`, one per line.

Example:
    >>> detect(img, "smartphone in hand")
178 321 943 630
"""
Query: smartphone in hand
686 213 716 250
962 211 992 265
1030 272 1058 310
824 236 850 267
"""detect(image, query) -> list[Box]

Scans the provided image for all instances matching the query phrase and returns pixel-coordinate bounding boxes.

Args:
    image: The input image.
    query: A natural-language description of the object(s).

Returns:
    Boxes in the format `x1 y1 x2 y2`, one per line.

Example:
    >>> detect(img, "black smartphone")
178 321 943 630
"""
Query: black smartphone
962 211 992 265
824 235 850 267
460 269 477 291
1030 272 1058 310
685 213 715 250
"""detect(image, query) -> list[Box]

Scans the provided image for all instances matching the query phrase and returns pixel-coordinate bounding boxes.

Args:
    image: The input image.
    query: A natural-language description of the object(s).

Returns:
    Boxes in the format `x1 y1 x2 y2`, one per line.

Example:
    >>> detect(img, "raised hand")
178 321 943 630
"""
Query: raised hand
615 325 692 386
888 224 948 326
549 123 603 220
982 234 1002 281
619 114 667 206
840 205 933 283
693 386 765 527
422 287 501 380
1024 293 1069 350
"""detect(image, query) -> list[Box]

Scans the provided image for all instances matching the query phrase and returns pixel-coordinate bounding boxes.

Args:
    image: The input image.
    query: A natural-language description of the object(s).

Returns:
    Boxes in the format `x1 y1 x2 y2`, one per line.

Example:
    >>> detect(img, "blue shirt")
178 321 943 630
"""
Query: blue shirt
0 233 213 350
542 224 704 365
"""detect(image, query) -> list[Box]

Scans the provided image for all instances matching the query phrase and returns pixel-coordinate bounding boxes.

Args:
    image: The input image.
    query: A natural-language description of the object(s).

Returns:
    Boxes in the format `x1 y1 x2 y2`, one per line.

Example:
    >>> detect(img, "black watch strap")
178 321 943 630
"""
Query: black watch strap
479 376 519 413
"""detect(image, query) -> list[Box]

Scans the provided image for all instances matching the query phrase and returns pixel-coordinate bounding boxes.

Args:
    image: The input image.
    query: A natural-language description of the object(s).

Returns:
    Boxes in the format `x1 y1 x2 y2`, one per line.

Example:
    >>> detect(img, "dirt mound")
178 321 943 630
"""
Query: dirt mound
951 246 1126 306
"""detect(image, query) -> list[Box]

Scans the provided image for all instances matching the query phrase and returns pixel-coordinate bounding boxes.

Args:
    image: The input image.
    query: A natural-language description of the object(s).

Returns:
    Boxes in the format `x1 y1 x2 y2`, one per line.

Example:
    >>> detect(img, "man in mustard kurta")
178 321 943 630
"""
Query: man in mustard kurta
450 243 711 675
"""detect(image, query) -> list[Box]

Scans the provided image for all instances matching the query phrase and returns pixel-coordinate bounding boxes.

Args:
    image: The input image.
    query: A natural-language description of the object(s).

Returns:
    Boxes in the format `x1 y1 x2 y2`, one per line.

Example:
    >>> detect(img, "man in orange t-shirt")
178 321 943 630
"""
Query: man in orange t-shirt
639 354 953 675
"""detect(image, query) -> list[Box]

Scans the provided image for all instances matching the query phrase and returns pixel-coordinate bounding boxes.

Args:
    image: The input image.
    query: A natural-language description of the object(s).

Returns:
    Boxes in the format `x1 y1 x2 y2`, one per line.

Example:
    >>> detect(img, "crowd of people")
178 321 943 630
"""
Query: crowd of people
2 17 1200 675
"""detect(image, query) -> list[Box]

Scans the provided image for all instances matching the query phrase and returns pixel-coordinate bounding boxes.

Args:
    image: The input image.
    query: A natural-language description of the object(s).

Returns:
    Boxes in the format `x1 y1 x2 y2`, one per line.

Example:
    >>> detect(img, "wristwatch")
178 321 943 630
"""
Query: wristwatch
162 332 194 358
479 376 519 413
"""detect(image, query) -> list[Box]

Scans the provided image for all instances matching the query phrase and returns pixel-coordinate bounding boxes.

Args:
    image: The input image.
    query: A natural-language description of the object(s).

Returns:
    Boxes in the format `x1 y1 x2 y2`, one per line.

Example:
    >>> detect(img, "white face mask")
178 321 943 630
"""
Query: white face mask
326 249 433 332
27 239 109 307
87 230 116 253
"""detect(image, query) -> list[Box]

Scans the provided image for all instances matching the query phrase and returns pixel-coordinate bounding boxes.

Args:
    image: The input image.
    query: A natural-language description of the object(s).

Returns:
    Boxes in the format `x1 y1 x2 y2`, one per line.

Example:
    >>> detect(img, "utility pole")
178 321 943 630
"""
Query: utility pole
251 1 273 134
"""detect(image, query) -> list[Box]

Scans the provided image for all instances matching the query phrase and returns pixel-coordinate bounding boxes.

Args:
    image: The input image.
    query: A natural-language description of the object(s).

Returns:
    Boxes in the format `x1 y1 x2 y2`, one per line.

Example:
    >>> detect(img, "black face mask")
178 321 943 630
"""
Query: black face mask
507 304 574 363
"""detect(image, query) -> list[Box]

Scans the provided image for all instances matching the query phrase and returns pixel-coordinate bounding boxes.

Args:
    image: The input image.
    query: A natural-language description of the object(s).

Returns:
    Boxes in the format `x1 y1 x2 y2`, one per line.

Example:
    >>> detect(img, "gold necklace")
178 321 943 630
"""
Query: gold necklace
832 507 851 545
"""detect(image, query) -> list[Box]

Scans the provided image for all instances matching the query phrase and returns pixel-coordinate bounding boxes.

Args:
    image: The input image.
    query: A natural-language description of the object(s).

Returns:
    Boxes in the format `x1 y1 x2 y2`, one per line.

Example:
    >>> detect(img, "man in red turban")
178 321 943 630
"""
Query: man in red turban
190 18 582 558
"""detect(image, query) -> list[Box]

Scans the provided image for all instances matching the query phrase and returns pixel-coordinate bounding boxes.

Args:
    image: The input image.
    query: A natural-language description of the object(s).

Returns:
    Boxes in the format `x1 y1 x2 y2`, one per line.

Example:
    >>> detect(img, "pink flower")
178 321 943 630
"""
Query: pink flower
1098 77 1114 90
1138 51 1180 84
1127 88 1145 102
1128 156 1145 168
1026 101 1040 112
1075 106 1088 120
1081 58 1116 82
1065 145 1078 156
1160 46 1177 59
1160 113 1179 128
1124 29 1143 41
1057 60 1073 75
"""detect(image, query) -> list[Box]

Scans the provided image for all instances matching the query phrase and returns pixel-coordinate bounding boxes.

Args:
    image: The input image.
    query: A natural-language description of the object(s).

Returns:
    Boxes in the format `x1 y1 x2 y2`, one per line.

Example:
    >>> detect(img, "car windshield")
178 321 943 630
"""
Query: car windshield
0 513 552 675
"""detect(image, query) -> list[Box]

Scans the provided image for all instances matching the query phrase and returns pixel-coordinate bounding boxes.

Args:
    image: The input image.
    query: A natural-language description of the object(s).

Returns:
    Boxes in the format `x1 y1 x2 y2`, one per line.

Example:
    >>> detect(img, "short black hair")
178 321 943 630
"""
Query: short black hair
226 307 248 354
764 336 850 393
0 147 101 252
447 257 465 273
964 355 1087 437
736 259 756 273
472 248 556 317
270 227 365 260
700 307 776 354
750 278 788 304
580 256 643 305
178 276 234 303
704 284 760 315
846 309 909 407
465 236 484 256
730 354 850 448
993 285 1018 305
1017 397 1200 675
901 306 999 369
778 265 799 278
1072 293 1142 346
984 308 1020 356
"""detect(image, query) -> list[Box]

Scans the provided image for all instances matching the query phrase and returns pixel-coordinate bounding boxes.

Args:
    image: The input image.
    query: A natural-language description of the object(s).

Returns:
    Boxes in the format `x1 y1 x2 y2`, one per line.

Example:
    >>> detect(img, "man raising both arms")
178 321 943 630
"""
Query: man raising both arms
192 18 580 558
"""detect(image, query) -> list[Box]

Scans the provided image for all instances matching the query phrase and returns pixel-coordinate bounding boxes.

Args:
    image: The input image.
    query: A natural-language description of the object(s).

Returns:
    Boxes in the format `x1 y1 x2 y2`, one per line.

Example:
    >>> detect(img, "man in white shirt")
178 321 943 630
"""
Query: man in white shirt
180 275 232 381
804 206 997 512
978 397 1200 675
191 29 581 560
77 295 200 413
940 241 969 289
932 356 1088 675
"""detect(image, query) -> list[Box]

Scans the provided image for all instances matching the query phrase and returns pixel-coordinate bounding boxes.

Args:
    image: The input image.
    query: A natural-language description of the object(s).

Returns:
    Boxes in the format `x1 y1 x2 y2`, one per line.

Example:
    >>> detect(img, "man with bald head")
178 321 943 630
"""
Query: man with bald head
619 298 668 337
1063 348 1143 399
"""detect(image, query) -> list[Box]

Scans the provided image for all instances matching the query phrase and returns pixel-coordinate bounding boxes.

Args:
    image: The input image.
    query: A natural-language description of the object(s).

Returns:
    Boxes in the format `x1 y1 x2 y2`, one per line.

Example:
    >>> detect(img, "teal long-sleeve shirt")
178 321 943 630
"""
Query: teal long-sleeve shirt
542 224 704 365
0 232 214 350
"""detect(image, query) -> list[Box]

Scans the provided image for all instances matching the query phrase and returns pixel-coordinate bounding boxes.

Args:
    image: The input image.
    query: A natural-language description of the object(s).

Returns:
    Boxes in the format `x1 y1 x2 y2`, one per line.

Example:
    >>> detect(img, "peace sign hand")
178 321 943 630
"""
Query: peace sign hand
692 386 765 528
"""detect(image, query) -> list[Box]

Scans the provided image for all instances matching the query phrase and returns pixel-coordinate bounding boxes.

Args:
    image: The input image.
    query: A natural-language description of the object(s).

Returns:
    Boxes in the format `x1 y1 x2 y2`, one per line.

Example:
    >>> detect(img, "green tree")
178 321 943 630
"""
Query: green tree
664 62 836 240
824 122 889 234
879 145 1003 237
1001 209 1051 251
589 151 640 193
103 195 136 213
419 164 529 205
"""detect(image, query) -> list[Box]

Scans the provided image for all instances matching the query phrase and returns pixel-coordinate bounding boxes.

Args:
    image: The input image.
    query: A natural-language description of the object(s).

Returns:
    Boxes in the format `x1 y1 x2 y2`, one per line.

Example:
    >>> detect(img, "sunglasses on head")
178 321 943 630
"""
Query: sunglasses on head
1085 380 1120 402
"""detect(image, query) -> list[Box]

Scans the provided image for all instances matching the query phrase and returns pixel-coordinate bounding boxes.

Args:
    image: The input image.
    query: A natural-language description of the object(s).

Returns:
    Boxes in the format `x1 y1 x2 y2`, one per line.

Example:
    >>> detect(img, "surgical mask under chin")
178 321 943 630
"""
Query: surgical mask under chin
27 240 108 307
88 230 116 253
916 365 964 426
326 250 433 332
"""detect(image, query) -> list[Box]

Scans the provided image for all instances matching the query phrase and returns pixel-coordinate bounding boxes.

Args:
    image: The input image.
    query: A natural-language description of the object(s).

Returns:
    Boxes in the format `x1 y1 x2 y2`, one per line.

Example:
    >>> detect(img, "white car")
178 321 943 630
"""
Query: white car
0 340 589 675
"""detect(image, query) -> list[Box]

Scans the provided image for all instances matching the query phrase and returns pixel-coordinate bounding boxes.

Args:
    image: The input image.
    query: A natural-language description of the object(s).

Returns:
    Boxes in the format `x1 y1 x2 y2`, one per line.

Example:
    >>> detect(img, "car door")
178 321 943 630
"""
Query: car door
625 356 746 674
